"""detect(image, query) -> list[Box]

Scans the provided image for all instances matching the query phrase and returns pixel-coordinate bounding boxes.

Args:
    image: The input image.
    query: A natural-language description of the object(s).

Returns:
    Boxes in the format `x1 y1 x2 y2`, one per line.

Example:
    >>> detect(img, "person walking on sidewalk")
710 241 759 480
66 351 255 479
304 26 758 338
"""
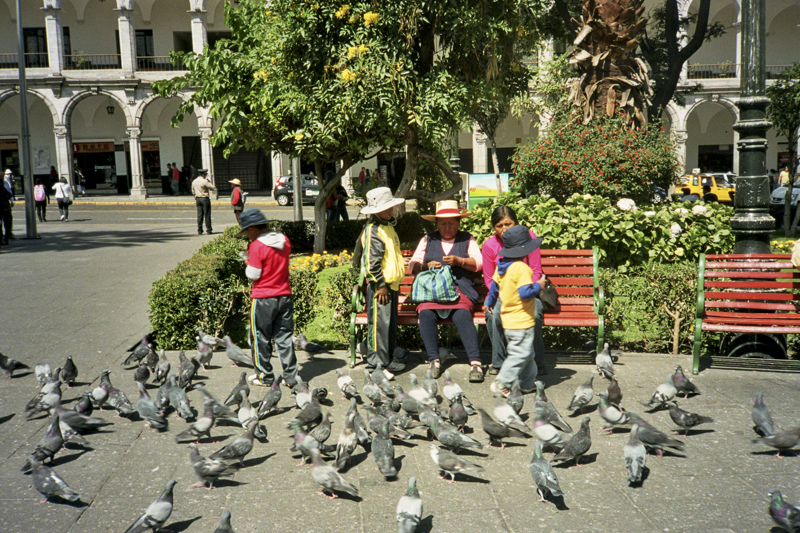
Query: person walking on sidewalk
192 169 216 235
2 169 14 239
34 178 50 222
0 174 11 245
170 162 180 196
237 208 298 388
53 177 72 222
229 178 246 223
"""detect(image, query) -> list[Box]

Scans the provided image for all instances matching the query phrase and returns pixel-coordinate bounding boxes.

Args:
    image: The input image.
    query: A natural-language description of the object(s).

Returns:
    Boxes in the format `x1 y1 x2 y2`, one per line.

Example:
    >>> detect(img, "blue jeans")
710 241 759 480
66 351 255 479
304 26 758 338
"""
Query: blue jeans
496 327 538 391
486 298 545 369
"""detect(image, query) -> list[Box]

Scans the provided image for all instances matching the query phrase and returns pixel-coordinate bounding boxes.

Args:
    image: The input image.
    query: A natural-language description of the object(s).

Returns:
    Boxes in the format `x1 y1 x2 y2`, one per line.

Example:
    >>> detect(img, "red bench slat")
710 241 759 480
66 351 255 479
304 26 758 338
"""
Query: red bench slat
705 271 800 280
706 300 800 312
541 257 594 266
704 291 800 302
702 323 800 333
705 280 800 289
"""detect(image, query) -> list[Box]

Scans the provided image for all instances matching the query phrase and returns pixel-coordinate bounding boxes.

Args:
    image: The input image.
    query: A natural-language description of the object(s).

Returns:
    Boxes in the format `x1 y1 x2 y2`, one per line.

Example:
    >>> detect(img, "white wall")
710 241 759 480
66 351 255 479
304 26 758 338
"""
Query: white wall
0 93 56 171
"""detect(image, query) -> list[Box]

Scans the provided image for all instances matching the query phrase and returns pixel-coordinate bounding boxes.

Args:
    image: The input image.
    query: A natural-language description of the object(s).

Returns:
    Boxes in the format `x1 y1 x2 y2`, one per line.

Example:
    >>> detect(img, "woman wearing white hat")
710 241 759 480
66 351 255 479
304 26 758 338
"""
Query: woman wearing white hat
229 178 246 223
408 200 485 382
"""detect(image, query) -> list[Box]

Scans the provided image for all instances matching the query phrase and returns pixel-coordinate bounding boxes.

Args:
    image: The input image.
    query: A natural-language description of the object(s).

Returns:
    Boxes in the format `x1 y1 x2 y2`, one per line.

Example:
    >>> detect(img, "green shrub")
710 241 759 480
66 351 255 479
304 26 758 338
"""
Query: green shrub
328 266 361 341
272 221 315 251
394 211 435 244
290 267 319 332
326 220 366 250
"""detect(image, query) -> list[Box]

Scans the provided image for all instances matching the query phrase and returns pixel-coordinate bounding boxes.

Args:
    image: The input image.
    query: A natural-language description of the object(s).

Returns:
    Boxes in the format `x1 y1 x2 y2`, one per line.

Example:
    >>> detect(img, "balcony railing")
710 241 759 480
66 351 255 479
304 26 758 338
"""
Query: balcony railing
64 54 121 70
0 52 49 69
136 56 186 71
686 63 791 80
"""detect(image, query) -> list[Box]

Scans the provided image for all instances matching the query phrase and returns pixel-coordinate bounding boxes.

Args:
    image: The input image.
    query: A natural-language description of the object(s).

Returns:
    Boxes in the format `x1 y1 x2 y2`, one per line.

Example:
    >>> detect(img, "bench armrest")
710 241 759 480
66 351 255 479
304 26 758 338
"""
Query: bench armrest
695 253 706 317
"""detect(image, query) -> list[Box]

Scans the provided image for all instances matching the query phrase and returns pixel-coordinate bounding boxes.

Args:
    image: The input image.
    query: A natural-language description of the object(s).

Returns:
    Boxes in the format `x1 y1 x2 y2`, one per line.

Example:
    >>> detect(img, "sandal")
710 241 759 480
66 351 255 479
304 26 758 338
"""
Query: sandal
429 360 441 379
468 364 484 383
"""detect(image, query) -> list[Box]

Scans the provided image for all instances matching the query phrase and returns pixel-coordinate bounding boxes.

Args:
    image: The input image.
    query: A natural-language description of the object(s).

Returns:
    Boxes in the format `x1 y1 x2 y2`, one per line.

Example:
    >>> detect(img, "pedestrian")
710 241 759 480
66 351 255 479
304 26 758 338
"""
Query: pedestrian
229 178 246 223
336 183 349 221
34 178 50 222
49 165 58 187
164 164 172 195
358 187 407 379
191 168 216 235
780 166 790 186
358 167 367 185
180 165 190 194
171 162 180 196
3 169 15 239
237 208 298 388
483 225 545 397
0 172 11 245
53 176 72 222
74 168 86 197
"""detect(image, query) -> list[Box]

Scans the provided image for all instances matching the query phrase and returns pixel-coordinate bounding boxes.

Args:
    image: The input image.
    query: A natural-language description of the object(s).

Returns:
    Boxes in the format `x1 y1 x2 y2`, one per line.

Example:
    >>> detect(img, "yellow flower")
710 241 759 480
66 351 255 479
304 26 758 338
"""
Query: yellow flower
294 133 304 141
675 247 684 257
349 14 360 23
347 46 358 59
335 5 350 19
363 11 379 25
341 68 357 82
358 44 368 54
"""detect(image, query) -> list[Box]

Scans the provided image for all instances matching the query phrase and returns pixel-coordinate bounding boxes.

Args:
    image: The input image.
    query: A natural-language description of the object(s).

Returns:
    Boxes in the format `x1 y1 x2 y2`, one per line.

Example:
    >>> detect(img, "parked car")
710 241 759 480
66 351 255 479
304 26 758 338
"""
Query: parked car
273 174 319 206
770 182 800 225
676 173 736 203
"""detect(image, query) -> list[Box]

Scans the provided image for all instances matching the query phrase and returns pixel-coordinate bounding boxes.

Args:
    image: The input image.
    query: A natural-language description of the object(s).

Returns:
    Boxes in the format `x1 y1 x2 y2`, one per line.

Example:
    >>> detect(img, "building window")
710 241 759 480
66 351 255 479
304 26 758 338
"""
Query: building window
23 28 48 68
63 27 71 57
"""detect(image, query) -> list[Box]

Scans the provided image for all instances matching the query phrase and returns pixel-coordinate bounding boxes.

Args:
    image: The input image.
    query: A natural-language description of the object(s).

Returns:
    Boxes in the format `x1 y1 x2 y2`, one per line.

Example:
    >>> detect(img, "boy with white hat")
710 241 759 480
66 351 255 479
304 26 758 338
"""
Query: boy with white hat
359 187 406 378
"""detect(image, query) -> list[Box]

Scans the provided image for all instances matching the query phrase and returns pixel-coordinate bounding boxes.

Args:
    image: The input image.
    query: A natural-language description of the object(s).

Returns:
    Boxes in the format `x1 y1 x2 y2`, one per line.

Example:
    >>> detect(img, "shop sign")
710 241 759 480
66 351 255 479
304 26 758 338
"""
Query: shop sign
73 142 115 153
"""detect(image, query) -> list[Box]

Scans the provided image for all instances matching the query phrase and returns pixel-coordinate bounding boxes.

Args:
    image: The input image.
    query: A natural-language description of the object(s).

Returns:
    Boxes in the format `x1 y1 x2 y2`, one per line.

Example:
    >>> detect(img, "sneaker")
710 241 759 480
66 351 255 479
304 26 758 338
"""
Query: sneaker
520 384 537 394
207 230 214 235
487 366 500 376
490 381 510 398
198 230 203 235
537 365 548 376
386 360 405 373
429 361 441 379
382 369 395 381
468 365 484 383
247 374 272 387
60 215 65 221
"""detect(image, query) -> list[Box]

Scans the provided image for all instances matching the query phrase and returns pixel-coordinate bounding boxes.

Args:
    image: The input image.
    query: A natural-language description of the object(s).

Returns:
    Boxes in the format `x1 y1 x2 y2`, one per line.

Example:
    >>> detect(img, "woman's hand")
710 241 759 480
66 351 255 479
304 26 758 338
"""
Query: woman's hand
442 255 462 267
537 274 547 285
426 260 442 270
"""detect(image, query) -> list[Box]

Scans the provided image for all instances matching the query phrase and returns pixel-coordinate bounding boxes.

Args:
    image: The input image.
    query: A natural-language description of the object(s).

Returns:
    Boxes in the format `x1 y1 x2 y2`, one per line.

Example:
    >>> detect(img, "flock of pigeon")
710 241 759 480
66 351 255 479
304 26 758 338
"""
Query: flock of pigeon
2 335 800 532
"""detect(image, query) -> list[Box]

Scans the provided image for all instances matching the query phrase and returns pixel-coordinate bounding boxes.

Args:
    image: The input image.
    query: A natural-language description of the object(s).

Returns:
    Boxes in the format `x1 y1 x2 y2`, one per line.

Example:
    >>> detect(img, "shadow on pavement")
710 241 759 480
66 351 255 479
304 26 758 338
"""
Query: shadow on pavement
4 228 193 253
167 516 202 532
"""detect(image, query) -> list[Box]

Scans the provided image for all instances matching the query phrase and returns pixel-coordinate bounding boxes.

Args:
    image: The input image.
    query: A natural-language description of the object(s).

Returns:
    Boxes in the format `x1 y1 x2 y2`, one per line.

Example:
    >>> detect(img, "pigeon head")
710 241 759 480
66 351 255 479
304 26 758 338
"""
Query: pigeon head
406 477 419 498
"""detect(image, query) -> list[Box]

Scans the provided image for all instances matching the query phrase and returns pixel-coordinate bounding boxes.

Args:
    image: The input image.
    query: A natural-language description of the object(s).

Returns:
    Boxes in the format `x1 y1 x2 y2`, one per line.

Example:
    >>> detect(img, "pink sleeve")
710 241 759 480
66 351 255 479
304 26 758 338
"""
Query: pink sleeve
467 237 483 272
527 230 543 280
482 236 499 287
408 235 428 269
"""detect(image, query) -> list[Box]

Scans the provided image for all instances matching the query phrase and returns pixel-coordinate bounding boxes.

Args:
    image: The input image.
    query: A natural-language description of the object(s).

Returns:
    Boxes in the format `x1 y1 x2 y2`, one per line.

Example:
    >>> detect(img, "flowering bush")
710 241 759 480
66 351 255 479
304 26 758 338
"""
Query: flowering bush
513 112 681 205
291 250 352 273
616 198 636 212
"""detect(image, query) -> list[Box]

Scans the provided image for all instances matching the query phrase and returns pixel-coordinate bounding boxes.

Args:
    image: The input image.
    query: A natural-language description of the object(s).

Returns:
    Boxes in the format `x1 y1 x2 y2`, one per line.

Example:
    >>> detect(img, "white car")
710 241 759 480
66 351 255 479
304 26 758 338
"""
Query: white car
771 185 800 207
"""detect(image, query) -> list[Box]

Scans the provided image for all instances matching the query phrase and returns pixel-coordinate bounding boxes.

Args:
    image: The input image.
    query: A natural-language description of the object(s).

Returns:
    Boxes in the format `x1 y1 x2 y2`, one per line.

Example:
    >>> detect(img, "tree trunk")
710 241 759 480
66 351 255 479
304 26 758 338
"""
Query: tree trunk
394 129 420 214
312 156 353 254
490 136 502 196
784 181 794 237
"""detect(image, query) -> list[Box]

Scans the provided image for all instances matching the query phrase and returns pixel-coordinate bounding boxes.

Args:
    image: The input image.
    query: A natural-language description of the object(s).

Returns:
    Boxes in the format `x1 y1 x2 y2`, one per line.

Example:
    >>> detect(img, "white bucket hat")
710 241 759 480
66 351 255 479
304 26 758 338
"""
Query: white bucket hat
3 169 11 175
361 187 405 215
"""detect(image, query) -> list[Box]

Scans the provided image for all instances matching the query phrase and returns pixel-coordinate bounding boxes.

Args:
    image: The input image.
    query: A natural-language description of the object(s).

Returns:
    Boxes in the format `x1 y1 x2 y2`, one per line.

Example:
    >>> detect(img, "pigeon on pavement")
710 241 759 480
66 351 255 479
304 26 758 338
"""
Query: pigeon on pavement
294 380 312 410
768 490 800 533
553 417 591 465
529 440 563 502
442 370 475 414
123 337 152 367
189 444 240 489
257 376 283 418
752 392 776 437
196 338 214 369
606 375 623 406
153 351 170 384
363 369 390 405
506 380 524 415
144 346 159 373
0 352 29 379
35 363 52 388
752 427 800 458
642 374 678 411
624 424 646 484
177 352 200 390
196 327 226 349
210 421 257 466
335 400 360 472
175 400 216 443
494 398 530 433
21 413 64 473
136 382 167 430
477 407 530 448
55 404 111 433
397 477 423 533
534 381 572 433
295 333 333 360
74 391 94 416
214 511 235 533
448 393 469 430
90 370 110 410
597 391 631 433
193 384 238 424
532 410 569 451
289 393 322 429
335 369 359 400
134 360 150 386
61 356 78 388
429 417 483 451
224 372 250 407
124 479 176 533
310 411 333 445
371 418 397 479
107 380 136 418
596 342 614 379
629 414 685 457
408 374 436 407
166 375 194 420
310 448 359 499
421 368 438 399
26 376 62 420
429 443 484 483
671 365 700 397
224 336 251 367
567 375 594 414
667 401 713 435
371 363 396 397
30 459 80 503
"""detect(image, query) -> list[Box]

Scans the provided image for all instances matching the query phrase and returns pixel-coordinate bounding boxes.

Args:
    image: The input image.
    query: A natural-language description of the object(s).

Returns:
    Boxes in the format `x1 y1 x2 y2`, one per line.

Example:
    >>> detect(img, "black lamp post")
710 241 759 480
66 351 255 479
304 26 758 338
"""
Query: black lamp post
730 0 773 254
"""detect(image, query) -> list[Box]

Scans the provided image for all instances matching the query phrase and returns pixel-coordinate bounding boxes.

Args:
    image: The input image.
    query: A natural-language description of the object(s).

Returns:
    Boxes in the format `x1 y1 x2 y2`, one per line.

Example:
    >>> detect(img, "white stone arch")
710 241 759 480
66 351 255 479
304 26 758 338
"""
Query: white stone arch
679 96 738 133
682 97 739 172
62 89 133 127
132 91 197 127
0 88 60 127
660 101 681 131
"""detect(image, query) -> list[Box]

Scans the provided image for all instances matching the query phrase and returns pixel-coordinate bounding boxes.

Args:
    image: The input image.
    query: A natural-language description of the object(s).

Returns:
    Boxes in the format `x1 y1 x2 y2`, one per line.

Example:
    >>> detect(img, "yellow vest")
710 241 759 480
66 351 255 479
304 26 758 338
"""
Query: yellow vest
493 260 536 330
361 222 405 291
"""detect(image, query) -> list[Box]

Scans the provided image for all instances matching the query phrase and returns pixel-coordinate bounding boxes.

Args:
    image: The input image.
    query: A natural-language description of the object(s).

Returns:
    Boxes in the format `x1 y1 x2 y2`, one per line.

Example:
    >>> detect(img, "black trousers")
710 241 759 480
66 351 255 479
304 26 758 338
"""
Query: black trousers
195 197 212 233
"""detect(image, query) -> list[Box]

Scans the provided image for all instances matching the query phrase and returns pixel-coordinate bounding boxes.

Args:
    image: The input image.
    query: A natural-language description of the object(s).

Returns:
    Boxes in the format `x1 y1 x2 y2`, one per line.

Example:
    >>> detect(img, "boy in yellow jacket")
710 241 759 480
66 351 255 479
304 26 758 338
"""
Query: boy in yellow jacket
360 187 406 378
484 225 545 397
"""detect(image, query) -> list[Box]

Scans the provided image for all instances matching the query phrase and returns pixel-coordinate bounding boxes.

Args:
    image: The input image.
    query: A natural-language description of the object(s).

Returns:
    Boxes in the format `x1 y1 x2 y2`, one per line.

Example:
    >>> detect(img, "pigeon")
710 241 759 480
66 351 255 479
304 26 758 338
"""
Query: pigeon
224 335 251 367
21 413 63 473
190 444 239 489
123 337 152 367
595 342 614 379
291 424 324 466
494 398 530 433
30 459 80 503
408 374 436 407
310 385 328 405
477 407 530 448
310 448 359 499
597 391 631 433
193 384 238 424
363 369 390 405
553 417 591 465
429 443 483 483
125 479 176 533
107 381 136 418
768 490 800 533
442 370 475 414
197 327 226 348
61 356 78 388
74 391 94 416
532 410 569 451
295 333 334 360
136 382 167 430
288 394 322 429
91 370 111 409
335 369 359 400
529 440 563 502
35 363 52 388
629 415 685 457
448 393 469 430
0 352 29 379
671 364 700 397
667 401 713 435
294 380 312 410
429 417 483 451
209 421 257 465
421 368 438 399
752 427 800 458
310 411 333 445
224 372 250 407
26 377 62 420
624 424 646 484
156 379 170 411
752 392 776 437
134 361 150 386
533 381 572 433
196 338 214 369
177 351 199 390
371 363 395 397
606 375 623 406
397 477 423 533
144 346 159 373
642 374 678 411
153 350 170 384
214 510 235 533
176 400 216 443
335 400 360 472
166 375 194 420
56 411 90 448
371 418 397 478
506 380 524 415
257 376 283 418
352 399 372 446
567 375 594 413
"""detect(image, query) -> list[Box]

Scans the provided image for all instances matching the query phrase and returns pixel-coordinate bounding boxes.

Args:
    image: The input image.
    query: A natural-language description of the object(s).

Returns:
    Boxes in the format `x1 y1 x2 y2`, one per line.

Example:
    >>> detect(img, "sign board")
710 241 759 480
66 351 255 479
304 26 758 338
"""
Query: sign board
73 142 115 153
0 139 18 150
466 173 509 209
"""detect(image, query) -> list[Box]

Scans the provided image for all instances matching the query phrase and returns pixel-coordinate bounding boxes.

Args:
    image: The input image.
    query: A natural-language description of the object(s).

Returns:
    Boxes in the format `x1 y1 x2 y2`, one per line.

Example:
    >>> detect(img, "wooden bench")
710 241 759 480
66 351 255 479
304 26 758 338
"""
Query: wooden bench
692 253 800 375
348 248 605 367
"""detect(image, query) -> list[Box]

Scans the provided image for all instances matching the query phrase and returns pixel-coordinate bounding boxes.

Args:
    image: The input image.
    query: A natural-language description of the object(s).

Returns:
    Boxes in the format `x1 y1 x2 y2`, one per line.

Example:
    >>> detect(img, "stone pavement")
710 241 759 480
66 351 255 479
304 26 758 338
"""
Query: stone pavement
1 221 800 532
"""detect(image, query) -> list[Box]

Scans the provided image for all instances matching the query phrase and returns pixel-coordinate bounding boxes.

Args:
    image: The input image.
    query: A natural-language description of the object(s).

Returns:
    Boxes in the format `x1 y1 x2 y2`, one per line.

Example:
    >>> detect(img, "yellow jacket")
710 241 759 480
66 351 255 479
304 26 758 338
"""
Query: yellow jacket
361 220 404 291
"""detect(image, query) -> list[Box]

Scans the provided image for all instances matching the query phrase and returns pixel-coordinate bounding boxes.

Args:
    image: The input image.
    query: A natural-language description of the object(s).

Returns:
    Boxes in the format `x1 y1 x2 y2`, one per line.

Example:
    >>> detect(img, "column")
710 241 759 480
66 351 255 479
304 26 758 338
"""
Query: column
271 151 285 181
53 124 73 185
42 1 64 76
472 126 488 174
128 126 147 200
115 2 137 77
733 22 742 78
188 0 208 54
674 130 688 176
199 126 215 185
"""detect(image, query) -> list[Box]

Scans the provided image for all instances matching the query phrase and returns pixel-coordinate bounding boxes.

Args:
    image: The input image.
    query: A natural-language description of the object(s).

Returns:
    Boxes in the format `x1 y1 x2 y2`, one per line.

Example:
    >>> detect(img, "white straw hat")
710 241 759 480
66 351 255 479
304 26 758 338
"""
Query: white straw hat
361 187 405 215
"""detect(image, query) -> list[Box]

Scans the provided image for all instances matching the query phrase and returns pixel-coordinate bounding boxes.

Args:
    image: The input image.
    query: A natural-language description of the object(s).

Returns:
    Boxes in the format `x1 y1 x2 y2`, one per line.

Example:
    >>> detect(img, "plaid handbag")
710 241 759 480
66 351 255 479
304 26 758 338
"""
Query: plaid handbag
411 265 460 304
